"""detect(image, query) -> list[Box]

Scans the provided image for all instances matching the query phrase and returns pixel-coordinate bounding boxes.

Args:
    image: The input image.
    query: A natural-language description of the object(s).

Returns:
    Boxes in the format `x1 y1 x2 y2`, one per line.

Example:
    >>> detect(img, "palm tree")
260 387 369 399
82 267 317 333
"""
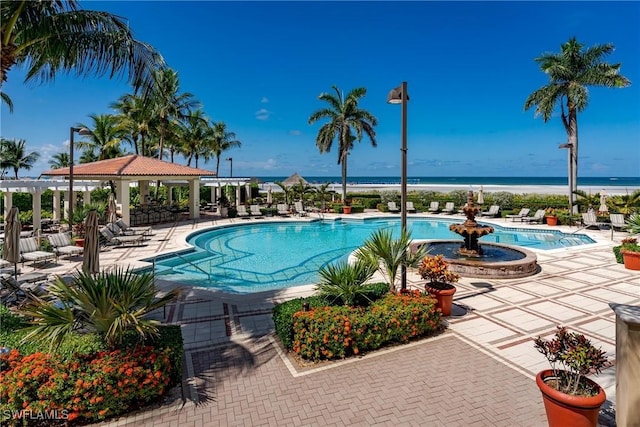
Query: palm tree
49 152 70 169
1 1 163 106
573 189 602 212
524 38 630 211
610 189 640 215
148 67 199 160
0 137 40 179
177 109 211 167
76 114 127 161
308 85 378 201
111 93 154 156
210 121 241 176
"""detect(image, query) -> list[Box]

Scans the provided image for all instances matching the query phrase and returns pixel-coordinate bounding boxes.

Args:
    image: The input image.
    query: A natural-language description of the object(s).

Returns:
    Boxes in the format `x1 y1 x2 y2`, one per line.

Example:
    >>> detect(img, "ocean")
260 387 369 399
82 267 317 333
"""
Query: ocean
257 176 640 187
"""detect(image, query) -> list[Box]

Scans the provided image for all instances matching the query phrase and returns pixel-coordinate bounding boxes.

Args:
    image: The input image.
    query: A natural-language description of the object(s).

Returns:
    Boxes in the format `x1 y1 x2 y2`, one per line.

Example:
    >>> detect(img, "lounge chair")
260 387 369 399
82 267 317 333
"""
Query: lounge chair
236 205 251 218
100 227 145 246
387 202 400 213
0 274 49 308
610 214 626 231
294 201 308 217
405 201 417 213
277 204 290 216
19 237 57 267
442 202 455 214
479 205 500 218
506 208 530 222
522 209 546 224
47 232 83 260
582 212 607 230
115 219 153 236
249 205 263 218
427 201 440 213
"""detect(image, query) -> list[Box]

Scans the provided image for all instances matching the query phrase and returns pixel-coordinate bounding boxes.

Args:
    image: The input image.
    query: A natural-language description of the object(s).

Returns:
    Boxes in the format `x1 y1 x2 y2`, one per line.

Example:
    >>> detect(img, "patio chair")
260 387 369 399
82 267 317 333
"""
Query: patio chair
100 227 145 247
115 219 153 236
479 205 500 218
387 202 400 213
249 205 264 218
506 208 530 222
236 205 251 218
428 201 440 213
610 213 627 231
47 232 83 260
405 201 417 213
522 209 546 224
582 212 607 230
0 274 49 308
442 202 455 214
19 237 57 267
294 201 308 217
277 204 290 216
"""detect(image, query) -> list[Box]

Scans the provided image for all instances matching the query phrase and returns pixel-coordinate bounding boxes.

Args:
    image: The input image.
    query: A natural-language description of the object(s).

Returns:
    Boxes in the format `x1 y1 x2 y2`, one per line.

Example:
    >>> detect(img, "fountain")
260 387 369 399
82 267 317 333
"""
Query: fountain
420 191 539 279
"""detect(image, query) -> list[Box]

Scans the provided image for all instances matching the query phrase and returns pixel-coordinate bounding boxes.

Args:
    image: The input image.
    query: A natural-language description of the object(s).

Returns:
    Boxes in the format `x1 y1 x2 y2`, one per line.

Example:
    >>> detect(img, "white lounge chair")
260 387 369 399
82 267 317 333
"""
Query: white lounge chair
610 213 626 231
387 202 400 213
405 201 417 213
506 208 530 221
442 202 455 214
479 205 500 218
115 219 153 236
582 212 607 230
249 205 263 218
428 201 440 213
277 204 290 216
19 237 57 267
522 209 546 224
236 205 251 218
100 227 145 246
294 201 308 216
47 232 83 260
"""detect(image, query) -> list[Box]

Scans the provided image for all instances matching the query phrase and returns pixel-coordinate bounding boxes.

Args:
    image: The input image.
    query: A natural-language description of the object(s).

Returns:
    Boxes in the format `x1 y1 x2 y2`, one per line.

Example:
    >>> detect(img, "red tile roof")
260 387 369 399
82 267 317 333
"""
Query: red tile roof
41 155 216 178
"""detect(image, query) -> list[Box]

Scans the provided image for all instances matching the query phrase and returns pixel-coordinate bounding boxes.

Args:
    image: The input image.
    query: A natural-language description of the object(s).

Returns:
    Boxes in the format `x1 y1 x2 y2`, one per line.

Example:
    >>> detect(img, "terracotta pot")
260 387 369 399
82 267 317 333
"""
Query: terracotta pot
75 238 85 248
546 216 558 226
342 206 352 214
536 370 605 427
425 282 456 316
621 250 640 270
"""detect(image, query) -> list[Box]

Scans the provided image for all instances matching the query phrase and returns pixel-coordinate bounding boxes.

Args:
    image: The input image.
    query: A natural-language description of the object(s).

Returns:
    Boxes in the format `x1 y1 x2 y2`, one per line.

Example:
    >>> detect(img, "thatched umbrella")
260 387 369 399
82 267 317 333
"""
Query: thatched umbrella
2 207 21 279
282 173 308 187
82 210 100 275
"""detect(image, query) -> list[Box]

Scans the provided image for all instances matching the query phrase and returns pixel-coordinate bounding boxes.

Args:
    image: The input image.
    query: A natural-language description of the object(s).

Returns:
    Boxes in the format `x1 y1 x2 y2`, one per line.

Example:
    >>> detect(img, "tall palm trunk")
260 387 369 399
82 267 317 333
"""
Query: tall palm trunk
340 151 348 202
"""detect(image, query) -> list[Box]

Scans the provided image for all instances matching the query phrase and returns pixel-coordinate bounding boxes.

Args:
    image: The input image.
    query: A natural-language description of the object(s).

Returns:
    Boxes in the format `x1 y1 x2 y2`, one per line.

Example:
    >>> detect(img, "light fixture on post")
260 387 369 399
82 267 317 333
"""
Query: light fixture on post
387 82 409 290
559 143 574 214
226 157 233 178
69 126 91 236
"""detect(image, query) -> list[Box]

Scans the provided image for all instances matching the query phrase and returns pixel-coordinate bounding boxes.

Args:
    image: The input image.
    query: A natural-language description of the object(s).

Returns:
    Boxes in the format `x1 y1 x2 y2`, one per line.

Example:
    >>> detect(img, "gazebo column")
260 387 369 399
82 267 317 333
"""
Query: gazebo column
139 180 150 205
32 189 42 233
52 191 61 221
3 192 12 219
210 186 216 204
83 190 91 206
188 178 200 219
167 185 173 204
117 181 131 225
236 183 241 207
63 191 72 222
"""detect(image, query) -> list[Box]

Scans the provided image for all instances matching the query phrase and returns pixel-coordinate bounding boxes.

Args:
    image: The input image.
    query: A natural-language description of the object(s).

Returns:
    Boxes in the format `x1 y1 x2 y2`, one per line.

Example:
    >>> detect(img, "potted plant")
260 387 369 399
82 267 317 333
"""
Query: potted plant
619 237 640 270
545 208 558 226
342 199 352 214
418 254 460 316
218 194 230 218
533 326 609 427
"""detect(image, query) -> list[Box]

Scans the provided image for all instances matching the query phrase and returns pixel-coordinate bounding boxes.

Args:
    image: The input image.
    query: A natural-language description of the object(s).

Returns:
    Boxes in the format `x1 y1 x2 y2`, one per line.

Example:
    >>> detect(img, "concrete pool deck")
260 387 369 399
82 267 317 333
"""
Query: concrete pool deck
23 211 637 426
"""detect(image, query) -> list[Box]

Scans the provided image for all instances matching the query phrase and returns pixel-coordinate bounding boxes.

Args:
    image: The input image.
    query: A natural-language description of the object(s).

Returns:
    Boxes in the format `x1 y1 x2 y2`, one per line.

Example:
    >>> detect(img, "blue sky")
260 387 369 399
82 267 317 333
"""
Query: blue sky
2 1 639 178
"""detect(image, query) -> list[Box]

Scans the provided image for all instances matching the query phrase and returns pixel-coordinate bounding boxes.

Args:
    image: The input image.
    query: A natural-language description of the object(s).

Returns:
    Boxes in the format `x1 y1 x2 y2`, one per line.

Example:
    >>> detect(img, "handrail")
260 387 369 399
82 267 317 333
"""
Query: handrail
173 252 212 280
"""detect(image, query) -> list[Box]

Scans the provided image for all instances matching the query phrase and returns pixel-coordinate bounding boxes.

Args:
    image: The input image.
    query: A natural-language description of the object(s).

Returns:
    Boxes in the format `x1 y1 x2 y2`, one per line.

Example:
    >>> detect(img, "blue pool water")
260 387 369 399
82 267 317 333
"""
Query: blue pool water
147 218 595 294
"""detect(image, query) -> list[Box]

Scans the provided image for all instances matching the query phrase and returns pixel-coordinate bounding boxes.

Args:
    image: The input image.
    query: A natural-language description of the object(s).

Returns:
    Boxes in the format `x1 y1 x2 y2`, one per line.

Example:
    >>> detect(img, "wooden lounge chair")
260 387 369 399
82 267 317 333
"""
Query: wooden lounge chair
428 201 440 213
294 201 308 216
405 201 417 213
582 212 607 230
249 205 264 218
479 205 500 218
610 214 626 231
19 237 57 267
47 232 83 260
506 208 530 222
100 227 145 246
387 202 400 213
442 202 455 214
522 209 546 224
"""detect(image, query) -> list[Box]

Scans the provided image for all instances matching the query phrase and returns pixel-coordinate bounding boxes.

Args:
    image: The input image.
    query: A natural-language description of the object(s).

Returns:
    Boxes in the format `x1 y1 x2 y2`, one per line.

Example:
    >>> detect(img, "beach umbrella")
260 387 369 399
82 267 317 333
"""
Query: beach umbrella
267 186 273 204
598 191 608 214
477 186 484 205
106 193 117 224
2 207 21 279
82 210 100 275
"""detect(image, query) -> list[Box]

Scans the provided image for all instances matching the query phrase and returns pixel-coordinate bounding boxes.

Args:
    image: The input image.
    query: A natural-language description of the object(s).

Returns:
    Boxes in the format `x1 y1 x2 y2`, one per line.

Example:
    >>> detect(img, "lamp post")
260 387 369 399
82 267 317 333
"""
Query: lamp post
387 82 409 290
226 157 233 178
559 143 574 214
69 126 91 235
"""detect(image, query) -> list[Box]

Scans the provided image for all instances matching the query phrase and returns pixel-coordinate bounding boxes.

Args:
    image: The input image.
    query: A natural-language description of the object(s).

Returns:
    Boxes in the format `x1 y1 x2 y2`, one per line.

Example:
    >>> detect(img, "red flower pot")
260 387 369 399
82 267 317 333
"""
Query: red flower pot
536 370 606 427
425 282 456 316
546 216 558 226
342 206 352 214
75 238 85 248
621 250 640 270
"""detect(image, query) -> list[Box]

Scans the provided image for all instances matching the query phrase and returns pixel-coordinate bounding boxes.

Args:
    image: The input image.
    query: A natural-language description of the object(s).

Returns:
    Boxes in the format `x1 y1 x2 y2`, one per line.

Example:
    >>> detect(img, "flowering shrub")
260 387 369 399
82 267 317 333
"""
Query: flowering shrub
292 291 441 361
0 346 173 425
418 255 460 284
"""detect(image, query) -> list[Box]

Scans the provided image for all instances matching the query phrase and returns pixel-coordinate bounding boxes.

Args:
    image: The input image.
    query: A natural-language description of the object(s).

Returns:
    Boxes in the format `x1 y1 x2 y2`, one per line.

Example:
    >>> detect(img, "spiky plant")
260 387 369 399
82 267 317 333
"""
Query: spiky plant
316 259 377 306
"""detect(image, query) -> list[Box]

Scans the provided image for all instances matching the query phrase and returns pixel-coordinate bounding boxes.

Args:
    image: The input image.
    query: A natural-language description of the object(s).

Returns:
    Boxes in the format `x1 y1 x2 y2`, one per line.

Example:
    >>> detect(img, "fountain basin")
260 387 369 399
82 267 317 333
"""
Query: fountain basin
415 240 539 279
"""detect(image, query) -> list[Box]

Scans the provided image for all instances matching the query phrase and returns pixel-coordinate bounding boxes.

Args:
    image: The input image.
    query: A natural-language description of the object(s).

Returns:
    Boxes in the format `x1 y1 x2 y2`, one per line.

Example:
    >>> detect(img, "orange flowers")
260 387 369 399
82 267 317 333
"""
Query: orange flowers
418 255 460 284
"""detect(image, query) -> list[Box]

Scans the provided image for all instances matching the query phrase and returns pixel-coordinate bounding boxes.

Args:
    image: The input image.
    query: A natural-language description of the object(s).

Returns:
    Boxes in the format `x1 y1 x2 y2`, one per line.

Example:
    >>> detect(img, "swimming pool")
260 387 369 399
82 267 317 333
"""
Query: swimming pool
147 217 595 293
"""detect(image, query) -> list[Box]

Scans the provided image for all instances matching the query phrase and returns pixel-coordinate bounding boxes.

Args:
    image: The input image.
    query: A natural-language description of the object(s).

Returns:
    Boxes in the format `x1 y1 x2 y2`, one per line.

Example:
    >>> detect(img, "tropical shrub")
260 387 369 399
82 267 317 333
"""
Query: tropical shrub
316 259 377 306
273 295 330 350
292 291 441 361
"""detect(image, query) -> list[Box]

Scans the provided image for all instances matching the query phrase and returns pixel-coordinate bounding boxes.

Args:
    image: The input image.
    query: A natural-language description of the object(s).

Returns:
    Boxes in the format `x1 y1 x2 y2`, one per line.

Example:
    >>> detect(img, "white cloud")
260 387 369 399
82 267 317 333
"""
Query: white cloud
255 108 271 121
261 97 269 103
289 130 301 136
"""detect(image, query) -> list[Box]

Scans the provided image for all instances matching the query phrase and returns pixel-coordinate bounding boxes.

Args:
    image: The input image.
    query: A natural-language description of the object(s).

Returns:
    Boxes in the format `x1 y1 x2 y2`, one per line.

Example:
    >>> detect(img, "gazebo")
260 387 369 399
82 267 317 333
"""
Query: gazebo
40 155 215 225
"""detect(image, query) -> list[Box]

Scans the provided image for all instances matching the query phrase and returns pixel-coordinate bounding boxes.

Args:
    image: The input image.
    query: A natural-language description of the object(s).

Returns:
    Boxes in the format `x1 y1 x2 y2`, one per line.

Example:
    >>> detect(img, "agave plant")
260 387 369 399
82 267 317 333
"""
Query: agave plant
21 267 180 350
626 213 640 235
316 259 377 306
355 228 428 292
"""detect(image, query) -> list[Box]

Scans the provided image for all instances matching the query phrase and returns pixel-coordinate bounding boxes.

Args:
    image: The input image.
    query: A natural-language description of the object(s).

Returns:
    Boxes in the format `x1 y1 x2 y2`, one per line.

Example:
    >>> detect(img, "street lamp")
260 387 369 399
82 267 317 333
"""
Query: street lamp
226 157 233 178
69 126 91 235
387 82 409 290
559 143 574 214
